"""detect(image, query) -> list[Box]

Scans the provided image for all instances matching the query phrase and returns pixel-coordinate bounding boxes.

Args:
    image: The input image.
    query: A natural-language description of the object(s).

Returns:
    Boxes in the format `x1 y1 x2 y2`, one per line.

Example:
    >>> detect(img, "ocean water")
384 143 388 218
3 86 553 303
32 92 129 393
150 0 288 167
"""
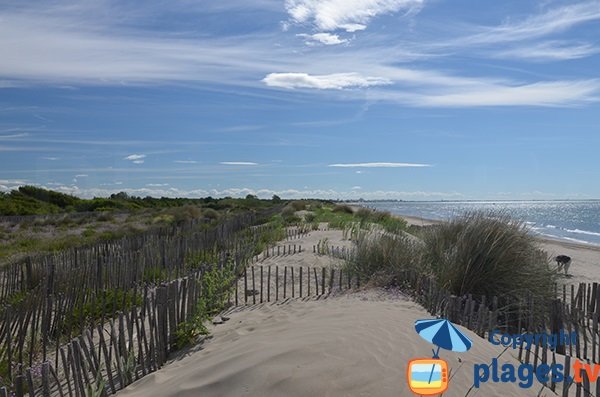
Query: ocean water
362 201 600 246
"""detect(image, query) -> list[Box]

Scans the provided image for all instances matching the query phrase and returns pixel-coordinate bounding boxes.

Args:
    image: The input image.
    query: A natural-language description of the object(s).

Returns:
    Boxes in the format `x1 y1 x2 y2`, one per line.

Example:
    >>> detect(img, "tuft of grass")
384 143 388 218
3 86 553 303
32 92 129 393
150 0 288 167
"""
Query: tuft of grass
346 232 422 286
176 264 235 349
421 212 555 301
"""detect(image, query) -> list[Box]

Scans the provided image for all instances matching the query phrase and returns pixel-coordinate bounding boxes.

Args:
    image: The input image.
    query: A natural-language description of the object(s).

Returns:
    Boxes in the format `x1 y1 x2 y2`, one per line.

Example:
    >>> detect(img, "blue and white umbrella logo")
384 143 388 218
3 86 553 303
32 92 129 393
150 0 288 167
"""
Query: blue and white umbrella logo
415 318 472 357
414 318 473 385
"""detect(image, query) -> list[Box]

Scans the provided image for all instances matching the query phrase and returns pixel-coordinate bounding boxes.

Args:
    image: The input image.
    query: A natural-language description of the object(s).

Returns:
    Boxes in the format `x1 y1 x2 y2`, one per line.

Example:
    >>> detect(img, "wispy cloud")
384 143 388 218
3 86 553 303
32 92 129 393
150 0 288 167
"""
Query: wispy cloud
329 162 431 167
263 72 391 89
0 132 29 139
146 183 170 187
1 0 599 109
72 174 88 183
220 161 259 166
465 2 600 45
285 0 424 32
174 160 197 164
297 33 347 45
218 125 264 132
494 41 599 61
408 80 600 107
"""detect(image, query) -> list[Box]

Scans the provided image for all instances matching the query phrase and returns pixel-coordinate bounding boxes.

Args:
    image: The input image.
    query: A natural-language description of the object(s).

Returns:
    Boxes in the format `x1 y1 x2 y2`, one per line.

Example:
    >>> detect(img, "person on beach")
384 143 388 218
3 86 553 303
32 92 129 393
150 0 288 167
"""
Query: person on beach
555 255 571 275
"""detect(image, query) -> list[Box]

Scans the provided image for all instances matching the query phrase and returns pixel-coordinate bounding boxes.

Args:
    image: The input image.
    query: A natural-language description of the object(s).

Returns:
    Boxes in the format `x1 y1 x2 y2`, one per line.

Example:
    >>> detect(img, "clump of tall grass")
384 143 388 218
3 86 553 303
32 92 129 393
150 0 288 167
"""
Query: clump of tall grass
355 207 407 234
281 205 301 224
346 232 422 286
421 212 555 302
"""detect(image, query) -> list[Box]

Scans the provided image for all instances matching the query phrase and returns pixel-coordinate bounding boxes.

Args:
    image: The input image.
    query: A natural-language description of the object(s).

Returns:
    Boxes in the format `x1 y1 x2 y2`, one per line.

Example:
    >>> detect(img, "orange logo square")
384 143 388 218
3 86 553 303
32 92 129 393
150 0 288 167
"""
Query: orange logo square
407 358 449 395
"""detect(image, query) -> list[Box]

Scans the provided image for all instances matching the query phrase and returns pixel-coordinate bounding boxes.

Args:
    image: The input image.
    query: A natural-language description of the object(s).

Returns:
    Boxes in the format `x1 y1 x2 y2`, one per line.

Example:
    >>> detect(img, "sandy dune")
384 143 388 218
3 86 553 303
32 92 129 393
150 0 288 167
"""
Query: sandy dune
116 219 597 397
119 290 544 397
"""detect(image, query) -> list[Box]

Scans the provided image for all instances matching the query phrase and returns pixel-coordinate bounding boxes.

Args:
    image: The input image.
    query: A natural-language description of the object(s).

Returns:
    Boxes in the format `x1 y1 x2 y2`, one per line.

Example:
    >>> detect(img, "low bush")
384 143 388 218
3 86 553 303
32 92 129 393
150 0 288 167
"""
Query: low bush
333 204 354 214
290 201 307 211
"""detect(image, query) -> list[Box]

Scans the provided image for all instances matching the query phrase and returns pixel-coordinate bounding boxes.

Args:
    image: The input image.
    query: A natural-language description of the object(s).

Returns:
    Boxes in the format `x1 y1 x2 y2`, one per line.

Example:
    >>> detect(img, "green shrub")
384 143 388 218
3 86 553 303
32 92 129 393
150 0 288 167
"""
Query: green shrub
82 227 96 238
176 264 235 349
290 201 306 211
202 208 219 220
333 204 354 214
304 212 316 223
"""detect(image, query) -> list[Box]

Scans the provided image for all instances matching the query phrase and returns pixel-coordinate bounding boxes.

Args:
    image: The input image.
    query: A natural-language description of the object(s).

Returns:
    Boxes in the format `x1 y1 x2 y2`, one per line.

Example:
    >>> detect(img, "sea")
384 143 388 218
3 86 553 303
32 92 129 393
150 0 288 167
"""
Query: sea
362 201 600 246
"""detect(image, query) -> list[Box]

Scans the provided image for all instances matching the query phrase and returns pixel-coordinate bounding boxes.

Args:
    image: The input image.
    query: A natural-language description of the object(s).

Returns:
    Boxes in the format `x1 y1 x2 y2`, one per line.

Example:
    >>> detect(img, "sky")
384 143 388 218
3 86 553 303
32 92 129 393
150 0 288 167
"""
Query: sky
1 0 599 200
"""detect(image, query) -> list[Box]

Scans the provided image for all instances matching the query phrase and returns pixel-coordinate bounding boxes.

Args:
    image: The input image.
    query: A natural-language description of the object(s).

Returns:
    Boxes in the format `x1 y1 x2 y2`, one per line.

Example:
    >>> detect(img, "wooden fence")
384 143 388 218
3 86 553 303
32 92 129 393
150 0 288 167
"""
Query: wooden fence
0 208 292 394
401 270 600 397
0 269 216 396
234 264 359 306
3 217 600 396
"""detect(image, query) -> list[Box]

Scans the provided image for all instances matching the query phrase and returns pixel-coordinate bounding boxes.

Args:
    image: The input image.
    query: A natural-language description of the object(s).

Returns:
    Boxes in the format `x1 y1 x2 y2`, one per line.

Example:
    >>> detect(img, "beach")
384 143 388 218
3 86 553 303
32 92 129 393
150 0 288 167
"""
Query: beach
538 238 600 285
116 221 582 397
118 289 544 397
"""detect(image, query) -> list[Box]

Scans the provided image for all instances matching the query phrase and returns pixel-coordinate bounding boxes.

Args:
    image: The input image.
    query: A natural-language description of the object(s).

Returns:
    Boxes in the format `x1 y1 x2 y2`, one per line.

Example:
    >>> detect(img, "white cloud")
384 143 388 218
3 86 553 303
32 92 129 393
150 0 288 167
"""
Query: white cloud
220 162 259 166
329 162 431 167
285 0 424 31
0 179 27 185
263 72 391 89
146 183 170 187
351 186 362 190
494 41 599 61
74 174 88 178
174 160 198 164
340 23 367 32
1 2 599 109
0 9 294 86
132 160 144 164
463 2 600 45
412 80 600 107
42 157 60 161
40 185 463 200
297 32 347 45
123 154 146 162
0 132 28 139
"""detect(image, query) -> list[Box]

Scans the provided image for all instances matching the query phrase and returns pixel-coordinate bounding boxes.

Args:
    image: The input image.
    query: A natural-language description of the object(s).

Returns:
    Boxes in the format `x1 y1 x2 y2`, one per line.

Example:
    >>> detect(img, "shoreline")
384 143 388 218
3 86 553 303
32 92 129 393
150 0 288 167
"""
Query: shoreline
394 212 600 285
400 213 600 249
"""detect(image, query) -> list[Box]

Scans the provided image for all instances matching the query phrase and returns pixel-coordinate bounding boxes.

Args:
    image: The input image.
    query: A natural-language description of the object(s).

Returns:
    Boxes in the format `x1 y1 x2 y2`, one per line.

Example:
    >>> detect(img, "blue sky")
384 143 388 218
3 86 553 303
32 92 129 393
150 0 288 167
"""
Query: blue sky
1 0 599 200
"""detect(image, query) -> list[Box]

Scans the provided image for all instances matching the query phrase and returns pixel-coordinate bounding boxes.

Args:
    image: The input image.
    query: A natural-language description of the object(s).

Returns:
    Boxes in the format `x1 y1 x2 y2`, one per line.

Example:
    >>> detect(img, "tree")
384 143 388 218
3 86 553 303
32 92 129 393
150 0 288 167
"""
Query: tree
272 194 281 203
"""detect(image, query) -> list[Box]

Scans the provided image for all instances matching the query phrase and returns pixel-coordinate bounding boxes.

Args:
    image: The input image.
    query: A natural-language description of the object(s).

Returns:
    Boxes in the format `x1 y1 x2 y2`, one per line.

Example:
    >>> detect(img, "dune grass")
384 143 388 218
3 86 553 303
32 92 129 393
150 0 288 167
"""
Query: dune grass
345 232 422 286
346 211 556 304
421 212 555 301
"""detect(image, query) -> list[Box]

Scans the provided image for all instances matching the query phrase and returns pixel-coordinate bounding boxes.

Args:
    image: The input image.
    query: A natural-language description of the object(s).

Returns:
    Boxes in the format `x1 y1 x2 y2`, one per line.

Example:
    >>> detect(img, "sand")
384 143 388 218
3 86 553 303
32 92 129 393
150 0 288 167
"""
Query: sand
119 290 545 397
116 220 598 397
538 238 600 285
